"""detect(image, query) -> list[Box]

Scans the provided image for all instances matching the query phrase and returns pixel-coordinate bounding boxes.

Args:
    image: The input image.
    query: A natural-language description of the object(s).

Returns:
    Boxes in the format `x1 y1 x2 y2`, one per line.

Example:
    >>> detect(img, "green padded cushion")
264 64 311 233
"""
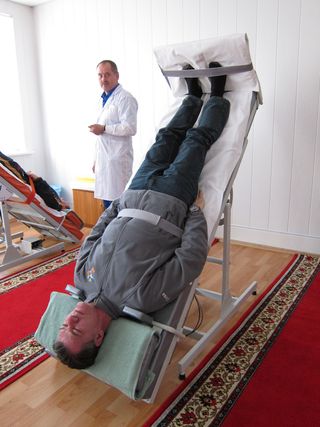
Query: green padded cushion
34 292 158 399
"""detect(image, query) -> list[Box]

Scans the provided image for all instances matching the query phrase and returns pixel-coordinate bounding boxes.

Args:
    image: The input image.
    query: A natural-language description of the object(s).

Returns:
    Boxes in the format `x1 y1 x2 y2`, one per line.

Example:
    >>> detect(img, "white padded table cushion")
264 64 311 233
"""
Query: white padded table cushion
153 34 262 237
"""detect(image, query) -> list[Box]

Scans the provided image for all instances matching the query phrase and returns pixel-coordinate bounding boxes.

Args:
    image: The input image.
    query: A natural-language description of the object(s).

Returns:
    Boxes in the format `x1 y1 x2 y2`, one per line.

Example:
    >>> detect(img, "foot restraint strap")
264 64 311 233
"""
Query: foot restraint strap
162 63 253 79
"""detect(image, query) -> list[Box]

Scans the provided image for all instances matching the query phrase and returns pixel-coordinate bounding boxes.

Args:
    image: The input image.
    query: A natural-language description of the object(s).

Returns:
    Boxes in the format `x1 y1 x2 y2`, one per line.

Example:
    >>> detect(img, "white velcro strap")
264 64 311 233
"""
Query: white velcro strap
119 208 160 225
118 208 183 238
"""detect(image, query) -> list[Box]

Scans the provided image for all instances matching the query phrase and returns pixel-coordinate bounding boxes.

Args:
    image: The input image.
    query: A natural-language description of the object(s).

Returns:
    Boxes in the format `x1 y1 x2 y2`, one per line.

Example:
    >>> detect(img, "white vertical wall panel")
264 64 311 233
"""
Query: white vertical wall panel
122 0 139 93
250 0 278 229
108 0 125 69
218 0 237 35
29 0 320 253
151 0 171 132
309 99 320 236
134 0 155 169
83 0 99 66
167 0 183 44
235 0 257 54
288 0 320 235
268 0 300 232
199 0 218 39
182 0 200 42
96 0 111 58
231 0 257 228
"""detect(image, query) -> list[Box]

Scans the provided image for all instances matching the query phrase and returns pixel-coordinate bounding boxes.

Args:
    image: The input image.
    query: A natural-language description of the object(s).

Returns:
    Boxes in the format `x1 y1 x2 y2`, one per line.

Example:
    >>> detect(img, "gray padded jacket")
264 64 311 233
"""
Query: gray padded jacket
74 189 208 318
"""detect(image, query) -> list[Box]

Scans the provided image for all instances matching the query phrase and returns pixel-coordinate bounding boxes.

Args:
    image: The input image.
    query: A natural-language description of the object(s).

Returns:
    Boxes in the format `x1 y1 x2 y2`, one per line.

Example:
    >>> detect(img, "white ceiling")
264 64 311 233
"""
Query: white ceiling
10 0 50 6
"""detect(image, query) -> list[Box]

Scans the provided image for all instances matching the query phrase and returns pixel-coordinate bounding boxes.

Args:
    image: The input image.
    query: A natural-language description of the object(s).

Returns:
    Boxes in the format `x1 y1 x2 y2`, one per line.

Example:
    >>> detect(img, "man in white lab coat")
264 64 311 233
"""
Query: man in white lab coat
89 60 138 209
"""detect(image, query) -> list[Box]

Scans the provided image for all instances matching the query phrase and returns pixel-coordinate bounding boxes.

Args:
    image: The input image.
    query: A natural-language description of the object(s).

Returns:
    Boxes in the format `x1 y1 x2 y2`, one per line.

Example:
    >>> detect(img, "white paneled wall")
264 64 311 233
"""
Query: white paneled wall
13 0 320 253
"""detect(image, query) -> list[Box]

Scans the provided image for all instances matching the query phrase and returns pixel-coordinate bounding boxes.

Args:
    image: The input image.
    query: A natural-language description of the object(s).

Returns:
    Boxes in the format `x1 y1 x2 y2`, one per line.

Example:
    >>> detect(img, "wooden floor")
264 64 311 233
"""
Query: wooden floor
0 223 295 427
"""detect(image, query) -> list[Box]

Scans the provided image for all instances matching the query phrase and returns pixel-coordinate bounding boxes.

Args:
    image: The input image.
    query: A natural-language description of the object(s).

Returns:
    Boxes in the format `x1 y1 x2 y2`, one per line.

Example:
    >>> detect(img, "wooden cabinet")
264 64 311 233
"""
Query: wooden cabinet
72 189 104 227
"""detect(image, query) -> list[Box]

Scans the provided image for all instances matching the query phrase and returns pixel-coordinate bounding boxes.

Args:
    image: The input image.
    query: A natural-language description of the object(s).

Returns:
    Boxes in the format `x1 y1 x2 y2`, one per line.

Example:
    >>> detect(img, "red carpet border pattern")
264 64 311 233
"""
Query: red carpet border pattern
0 249 78 295
0 249 79 390
146 254 319 427
0 335 45 389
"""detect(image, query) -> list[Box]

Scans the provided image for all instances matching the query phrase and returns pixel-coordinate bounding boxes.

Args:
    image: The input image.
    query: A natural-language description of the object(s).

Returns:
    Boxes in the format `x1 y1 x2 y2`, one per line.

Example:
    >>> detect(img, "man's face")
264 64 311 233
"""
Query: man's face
97 63 119 93
57 302 102 354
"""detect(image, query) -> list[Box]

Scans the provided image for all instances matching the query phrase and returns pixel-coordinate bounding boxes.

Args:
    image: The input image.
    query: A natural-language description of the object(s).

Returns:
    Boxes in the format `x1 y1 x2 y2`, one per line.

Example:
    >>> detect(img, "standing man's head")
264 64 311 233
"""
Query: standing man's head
53 301 111 369
97 60 119 93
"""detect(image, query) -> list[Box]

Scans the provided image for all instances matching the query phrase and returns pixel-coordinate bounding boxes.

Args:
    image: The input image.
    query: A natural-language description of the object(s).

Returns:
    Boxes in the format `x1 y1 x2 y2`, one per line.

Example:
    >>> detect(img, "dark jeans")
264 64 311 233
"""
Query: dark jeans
129 95 230 207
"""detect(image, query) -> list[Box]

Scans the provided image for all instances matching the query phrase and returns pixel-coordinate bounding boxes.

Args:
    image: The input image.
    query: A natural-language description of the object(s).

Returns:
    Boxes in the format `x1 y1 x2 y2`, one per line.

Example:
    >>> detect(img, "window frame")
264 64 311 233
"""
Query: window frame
0 13 27 156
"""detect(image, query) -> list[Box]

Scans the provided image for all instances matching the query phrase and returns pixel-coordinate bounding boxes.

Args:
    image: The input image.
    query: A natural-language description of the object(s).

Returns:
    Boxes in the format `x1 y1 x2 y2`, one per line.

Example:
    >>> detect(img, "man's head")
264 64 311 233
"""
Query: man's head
97 60 119 93
53 301 111 369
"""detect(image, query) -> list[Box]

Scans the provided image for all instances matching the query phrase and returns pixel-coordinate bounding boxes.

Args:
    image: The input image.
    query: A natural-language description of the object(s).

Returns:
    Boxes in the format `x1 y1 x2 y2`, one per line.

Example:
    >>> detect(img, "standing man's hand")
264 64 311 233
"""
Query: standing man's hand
88 124 105 135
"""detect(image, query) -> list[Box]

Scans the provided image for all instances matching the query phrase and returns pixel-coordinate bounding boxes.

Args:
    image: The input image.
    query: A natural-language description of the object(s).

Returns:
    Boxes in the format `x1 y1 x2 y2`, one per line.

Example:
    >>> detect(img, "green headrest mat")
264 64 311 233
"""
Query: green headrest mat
34 292 159 399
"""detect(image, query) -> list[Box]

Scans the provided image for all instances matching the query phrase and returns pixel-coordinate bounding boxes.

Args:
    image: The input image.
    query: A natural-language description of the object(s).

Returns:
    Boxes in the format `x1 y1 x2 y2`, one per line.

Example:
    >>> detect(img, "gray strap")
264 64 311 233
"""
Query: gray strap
161 63 253 79
123 306 185 338
118 208 183 238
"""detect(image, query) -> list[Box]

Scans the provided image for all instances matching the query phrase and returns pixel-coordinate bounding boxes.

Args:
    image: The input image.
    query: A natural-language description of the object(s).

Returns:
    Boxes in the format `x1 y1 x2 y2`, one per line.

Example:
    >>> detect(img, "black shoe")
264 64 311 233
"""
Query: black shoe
183 64 202 98
209 62 226 97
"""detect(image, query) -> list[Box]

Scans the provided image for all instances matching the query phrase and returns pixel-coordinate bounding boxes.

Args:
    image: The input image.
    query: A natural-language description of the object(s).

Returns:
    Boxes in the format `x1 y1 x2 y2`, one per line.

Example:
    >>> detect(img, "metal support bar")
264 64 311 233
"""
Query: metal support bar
221 201 233 312
0 201 65 272
207 256 223 265
0 231 23 249
196 287 238 302
1 201 14 249
0 243 65 272
16 220 60 231
8 207 46 219
178 199 257 377
179 281 257 376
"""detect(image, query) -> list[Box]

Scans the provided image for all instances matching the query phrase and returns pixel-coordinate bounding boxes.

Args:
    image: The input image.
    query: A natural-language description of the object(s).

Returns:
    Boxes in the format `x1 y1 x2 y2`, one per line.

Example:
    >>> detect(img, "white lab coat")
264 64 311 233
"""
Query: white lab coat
94 84 138 201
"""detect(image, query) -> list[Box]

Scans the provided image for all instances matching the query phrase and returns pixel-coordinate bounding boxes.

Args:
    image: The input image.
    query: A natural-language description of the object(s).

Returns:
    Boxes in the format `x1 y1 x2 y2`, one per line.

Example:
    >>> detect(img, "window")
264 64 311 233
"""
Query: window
0 14 26 155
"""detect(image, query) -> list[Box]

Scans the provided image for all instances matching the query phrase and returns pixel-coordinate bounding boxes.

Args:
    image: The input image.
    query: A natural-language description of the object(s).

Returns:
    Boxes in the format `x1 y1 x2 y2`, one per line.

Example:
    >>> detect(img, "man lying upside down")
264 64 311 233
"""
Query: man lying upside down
54 63 230 369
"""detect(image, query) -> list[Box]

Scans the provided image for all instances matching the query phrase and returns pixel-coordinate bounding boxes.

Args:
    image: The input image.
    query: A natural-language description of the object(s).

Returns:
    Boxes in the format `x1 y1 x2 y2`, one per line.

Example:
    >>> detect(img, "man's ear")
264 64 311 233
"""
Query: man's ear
94 329 105 347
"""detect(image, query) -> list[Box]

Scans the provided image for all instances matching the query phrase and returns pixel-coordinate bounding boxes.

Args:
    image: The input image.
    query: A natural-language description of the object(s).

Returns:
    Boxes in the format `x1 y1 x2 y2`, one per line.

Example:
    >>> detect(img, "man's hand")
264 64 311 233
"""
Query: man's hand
194 190 205 210
27 171 39 180
88 124 105 135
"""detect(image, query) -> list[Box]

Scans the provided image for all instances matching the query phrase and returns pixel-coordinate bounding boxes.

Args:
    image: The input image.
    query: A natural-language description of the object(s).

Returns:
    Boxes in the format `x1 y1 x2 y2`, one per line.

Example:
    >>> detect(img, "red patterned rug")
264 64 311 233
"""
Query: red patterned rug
144 253 320 426
0 248 79 390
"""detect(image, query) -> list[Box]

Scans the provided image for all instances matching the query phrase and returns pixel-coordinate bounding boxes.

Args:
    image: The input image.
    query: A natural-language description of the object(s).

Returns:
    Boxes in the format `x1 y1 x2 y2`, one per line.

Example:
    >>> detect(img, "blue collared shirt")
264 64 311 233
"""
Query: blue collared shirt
101 84 119 107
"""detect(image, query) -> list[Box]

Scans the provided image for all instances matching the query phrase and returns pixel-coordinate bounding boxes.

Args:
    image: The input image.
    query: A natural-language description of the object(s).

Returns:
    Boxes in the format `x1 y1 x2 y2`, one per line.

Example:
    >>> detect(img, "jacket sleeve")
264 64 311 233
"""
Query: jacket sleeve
104 94 138 137
75 200 120 272
132 209 209 312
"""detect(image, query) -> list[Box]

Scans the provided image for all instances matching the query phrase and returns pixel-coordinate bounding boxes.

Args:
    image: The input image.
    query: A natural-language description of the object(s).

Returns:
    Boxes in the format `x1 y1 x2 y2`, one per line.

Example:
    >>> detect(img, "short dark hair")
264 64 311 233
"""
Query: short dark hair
96 60 118 73
53 340 99 369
